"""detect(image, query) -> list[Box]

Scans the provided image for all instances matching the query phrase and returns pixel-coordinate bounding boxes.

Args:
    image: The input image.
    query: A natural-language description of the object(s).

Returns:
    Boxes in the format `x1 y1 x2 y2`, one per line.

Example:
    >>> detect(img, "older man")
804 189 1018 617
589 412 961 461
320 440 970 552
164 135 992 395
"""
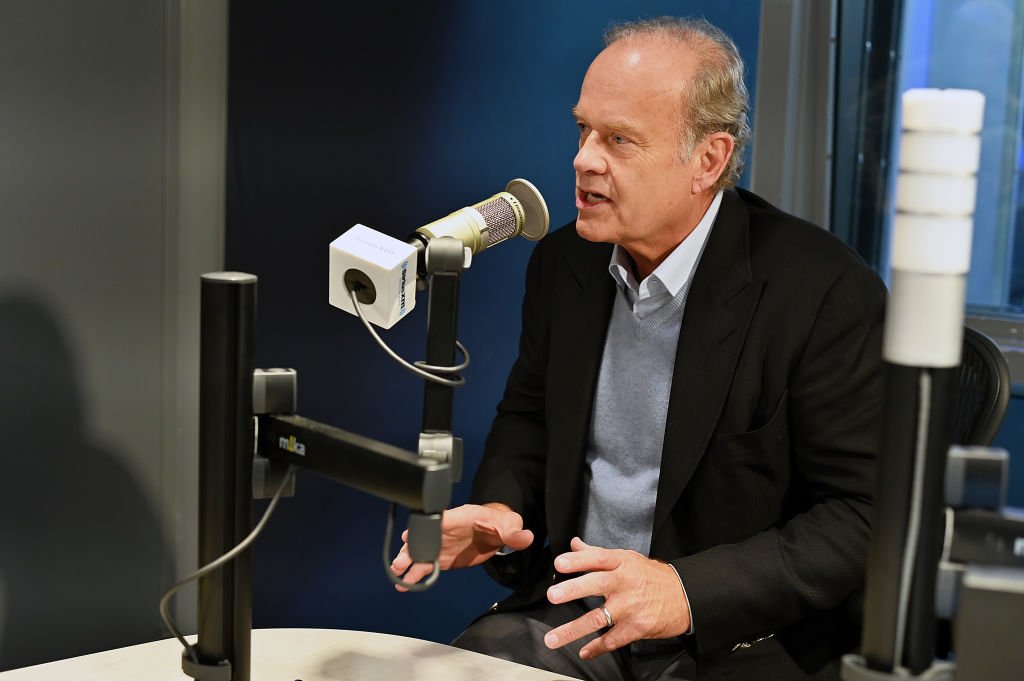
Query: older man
392 17 885 681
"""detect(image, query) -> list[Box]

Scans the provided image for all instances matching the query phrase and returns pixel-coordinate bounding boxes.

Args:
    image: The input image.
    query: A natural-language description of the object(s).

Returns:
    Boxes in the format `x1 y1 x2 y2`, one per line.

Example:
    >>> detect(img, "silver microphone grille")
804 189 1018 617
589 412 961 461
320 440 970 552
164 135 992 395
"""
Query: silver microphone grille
414 179 547 255
476 194 522 248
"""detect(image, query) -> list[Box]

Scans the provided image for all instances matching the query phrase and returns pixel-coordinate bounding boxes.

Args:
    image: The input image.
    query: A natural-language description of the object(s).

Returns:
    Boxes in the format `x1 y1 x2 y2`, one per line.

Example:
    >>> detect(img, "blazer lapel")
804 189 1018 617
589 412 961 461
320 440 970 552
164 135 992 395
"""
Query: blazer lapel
652 190 763 539
545 235 615 550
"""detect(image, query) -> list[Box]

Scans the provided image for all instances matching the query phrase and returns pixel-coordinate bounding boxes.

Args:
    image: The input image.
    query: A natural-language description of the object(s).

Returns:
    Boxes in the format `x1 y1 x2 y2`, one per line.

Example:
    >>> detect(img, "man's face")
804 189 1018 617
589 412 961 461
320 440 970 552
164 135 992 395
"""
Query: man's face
572 39 705 259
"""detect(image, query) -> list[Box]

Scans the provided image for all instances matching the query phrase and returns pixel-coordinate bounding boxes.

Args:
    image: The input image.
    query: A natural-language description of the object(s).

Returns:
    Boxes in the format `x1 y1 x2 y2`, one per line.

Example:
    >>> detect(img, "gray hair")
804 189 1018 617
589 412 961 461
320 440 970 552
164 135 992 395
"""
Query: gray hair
604 17 751 191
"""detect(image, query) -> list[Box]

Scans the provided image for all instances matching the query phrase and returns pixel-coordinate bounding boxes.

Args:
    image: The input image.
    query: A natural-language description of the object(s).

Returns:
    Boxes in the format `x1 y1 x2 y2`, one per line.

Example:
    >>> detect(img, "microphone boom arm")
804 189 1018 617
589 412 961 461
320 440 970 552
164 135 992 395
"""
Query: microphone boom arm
256 414 450 513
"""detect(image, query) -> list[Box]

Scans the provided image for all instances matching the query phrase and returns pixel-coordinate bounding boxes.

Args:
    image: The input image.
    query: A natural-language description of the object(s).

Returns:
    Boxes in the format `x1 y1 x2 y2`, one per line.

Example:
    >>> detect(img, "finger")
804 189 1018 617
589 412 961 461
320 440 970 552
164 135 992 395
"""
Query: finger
570 536 591 551
543 607 610 650
554 543 620 574
472 519 504 538
473 519 534 552
502 528 534 550
470 520 513 556
476 512 524 537
546 571 612 604
580 628 631 660
393 561 435 592
390 544 412 574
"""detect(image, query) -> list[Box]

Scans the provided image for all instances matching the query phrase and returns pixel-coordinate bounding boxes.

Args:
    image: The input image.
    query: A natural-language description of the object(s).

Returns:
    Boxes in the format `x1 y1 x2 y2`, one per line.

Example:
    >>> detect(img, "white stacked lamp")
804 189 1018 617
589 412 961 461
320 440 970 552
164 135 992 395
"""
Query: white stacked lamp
858 88 986 677
886 88 986 367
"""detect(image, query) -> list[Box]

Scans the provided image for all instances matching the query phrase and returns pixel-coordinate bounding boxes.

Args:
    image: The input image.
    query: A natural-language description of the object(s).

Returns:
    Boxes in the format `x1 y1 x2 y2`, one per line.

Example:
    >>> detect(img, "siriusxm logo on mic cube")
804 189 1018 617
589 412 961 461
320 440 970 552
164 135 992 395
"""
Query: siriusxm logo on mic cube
329 224 418 329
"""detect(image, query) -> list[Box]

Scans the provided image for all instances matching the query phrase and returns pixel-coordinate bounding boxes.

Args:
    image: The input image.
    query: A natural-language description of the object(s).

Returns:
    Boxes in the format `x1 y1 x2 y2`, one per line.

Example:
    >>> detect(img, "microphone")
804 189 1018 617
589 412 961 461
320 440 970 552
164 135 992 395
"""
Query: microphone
328 179 549 329
408 178 549 256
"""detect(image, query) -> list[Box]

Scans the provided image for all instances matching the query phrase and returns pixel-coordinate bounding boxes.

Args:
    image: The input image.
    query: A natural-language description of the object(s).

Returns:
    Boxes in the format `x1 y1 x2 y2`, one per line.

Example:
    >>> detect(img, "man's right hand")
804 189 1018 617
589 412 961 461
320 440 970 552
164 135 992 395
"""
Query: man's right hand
389 502 534 592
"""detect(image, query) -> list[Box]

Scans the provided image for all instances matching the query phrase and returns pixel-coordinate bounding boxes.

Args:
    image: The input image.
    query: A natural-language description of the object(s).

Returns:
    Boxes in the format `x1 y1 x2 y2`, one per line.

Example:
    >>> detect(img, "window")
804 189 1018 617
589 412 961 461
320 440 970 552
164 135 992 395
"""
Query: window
825 0 1024 385
890 0 1024 309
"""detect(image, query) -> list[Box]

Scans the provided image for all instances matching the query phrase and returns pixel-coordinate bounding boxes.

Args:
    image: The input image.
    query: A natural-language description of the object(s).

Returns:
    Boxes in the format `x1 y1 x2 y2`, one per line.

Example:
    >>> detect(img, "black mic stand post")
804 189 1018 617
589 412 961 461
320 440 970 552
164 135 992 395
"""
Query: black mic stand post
840 361 957 681
192 273 258 681
413 236 470 542
189 238 469 681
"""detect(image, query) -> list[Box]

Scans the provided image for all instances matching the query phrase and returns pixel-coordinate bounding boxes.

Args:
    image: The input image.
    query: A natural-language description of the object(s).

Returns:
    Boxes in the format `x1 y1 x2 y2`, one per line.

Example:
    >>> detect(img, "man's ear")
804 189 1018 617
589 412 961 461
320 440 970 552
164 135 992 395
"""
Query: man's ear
690 132 735 193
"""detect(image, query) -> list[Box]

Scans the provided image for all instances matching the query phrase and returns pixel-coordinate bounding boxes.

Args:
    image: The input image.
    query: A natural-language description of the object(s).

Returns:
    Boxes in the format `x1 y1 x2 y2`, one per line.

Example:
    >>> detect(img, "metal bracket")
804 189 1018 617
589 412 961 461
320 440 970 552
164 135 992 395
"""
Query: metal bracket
425 236 471 274
252 368 297 415
407 512 442 563
251 456 296 500
418 431 463 483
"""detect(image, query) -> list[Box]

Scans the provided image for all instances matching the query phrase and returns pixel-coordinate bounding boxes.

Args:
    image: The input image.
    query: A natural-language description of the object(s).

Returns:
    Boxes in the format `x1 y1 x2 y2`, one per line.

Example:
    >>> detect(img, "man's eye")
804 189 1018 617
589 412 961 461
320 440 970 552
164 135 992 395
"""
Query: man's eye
612 134 629 145
577 122 590 136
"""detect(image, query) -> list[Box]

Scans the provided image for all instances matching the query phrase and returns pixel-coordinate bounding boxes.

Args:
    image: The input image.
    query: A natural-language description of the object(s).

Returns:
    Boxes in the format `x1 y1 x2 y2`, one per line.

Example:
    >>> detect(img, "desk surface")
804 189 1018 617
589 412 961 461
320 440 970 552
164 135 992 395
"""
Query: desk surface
0 628 578 681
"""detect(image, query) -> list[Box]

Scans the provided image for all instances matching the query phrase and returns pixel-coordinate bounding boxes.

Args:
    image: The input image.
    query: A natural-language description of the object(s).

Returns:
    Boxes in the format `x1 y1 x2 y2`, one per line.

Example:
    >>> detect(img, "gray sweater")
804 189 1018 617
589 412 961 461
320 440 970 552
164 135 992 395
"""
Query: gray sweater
580 280 692 557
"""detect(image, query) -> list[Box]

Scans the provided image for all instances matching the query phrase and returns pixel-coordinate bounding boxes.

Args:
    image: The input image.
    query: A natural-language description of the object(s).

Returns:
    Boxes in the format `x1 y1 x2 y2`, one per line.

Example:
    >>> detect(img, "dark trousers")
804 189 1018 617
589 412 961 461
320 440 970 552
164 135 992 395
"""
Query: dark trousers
452 601 844 681
451 601 696 681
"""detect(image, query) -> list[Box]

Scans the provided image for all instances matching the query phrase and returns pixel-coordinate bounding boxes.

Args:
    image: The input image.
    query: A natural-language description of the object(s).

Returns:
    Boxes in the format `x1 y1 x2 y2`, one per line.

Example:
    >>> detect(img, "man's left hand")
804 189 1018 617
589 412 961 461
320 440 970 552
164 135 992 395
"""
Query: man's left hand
543 537 691 659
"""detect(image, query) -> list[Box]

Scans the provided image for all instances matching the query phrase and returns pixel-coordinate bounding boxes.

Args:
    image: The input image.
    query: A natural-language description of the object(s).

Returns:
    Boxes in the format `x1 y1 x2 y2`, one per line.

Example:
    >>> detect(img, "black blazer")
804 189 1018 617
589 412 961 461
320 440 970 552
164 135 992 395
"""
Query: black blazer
472 188 887 675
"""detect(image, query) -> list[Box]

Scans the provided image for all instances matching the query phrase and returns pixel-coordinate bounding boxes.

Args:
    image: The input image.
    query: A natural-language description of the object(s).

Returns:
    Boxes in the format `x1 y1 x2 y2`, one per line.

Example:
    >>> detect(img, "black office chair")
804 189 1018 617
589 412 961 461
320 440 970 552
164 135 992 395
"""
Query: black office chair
950 325 1011 446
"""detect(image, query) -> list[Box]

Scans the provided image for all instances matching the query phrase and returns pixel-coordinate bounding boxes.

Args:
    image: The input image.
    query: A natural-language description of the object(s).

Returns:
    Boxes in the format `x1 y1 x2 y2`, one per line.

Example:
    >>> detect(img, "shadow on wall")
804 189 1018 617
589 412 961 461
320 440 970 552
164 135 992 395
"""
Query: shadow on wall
0 293 171 670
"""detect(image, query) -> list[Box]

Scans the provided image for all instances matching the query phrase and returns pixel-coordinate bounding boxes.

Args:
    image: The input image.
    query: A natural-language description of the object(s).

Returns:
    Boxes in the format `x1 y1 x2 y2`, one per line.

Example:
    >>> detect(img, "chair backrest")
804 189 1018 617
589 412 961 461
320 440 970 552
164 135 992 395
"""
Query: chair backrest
951 326 1011 446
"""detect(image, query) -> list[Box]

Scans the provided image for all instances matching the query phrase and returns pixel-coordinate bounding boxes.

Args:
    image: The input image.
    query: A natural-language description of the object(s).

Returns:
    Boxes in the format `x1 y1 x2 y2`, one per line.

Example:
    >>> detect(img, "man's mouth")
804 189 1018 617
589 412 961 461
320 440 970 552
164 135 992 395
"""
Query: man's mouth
578 189 609 204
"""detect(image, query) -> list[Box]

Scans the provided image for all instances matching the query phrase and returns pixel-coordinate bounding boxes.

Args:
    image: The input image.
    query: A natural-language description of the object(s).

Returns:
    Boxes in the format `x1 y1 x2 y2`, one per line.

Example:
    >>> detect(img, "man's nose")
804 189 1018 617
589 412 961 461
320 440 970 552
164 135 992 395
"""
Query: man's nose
573 132 606 175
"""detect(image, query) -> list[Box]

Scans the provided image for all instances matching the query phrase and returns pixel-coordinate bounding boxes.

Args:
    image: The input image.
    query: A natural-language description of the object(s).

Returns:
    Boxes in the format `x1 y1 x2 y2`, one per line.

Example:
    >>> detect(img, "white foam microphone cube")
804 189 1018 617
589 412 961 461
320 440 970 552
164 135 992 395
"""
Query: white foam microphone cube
329 224 417 329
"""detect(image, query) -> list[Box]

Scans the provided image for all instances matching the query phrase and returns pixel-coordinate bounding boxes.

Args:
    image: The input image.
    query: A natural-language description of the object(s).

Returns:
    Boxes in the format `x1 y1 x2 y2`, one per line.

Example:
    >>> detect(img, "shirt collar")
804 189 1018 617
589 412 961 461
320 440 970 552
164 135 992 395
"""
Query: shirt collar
608 190 723 299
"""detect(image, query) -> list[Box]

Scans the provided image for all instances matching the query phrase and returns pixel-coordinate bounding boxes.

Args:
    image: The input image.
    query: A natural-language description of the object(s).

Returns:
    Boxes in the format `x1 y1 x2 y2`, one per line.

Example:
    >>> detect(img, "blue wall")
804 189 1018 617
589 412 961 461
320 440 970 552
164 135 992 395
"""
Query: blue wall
226 1 762 643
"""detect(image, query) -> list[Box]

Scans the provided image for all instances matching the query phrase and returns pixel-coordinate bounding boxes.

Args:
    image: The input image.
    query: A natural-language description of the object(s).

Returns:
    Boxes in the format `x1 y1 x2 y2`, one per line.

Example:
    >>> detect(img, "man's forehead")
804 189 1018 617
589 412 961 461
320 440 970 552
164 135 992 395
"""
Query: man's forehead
598 35 695 67
576 65 687 117
583 41 694 96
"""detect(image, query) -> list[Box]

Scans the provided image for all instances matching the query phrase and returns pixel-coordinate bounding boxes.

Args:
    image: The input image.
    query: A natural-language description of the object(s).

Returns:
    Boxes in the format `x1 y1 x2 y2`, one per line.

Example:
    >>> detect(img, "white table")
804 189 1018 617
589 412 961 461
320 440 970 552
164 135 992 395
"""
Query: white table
0 628 579 680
